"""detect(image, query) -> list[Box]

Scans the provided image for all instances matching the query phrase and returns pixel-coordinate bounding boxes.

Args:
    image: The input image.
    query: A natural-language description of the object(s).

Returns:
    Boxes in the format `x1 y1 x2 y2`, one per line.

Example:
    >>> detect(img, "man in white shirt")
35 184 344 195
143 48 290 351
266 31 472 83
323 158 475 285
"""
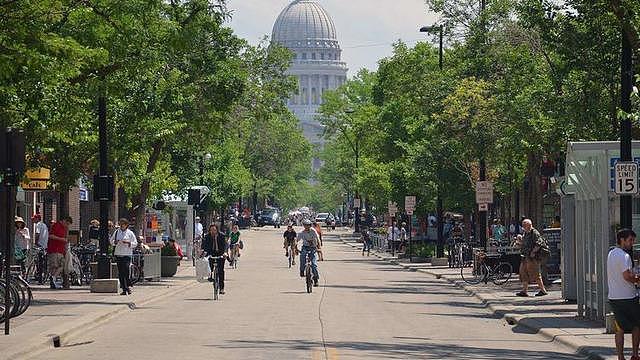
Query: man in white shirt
195 216 204 240
607 228 640 360
386 222 401 252
110 218 138 295
32 213 48 284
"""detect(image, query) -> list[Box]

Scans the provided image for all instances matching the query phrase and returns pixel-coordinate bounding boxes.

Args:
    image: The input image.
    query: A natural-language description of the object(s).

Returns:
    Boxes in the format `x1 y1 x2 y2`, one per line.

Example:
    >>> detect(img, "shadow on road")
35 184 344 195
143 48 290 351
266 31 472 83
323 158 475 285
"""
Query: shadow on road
211 339 585 359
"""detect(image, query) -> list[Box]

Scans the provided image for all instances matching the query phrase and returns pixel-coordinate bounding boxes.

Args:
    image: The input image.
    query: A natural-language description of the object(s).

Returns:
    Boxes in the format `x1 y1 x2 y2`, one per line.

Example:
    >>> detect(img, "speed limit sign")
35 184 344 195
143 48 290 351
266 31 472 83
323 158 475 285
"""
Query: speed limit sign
615 161 639 195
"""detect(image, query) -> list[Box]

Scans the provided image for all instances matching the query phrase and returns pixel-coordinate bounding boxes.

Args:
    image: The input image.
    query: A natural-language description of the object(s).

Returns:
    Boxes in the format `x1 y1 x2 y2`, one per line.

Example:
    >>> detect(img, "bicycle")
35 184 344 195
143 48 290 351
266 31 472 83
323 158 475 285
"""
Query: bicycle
461 250 513 286
286 244 296 268
229 245 239 269
303 252 313 293
0 253 32 321
208 255 224 300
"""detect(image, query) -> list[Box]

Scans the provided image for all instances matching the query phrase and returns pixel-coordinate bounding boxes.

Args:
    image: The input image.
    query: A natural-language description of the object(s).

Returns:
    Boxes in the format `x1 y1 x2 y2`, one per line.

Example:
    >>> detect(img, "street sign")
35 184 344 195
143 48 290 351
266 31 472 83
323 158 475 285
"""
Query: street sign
406 209 414 216
405 196 416 212
388 201 397 217
478 203 489 211
353 198 361 208
615 161 639 195
476 181 494 204
20 180 48 190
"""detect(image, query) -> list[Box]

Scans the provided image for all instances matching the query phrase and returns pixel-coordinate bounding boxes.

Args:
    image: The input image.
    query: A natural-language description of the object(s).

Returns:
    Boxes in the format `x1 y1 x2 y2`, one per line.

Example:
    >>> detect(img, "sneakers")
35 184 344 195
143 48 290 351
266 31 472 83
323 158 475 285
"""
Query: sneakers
535 291 548 297
219 289 225 295
515 291 529 297
313 280 319 287
300 273 305 278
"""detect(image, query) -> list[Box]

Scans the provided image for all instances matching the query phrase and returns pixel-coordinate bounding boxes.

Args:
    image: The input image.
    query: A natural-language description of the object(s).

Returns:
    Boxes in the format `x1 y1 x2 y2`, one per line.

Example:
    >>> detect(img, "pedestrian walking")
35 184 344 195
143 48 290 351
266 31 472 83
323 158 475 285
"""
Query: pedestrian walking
32 213 48 283
607 228 640 360
110 218 137 295
14 216 30 273
515 219 549 297
47 216 72 289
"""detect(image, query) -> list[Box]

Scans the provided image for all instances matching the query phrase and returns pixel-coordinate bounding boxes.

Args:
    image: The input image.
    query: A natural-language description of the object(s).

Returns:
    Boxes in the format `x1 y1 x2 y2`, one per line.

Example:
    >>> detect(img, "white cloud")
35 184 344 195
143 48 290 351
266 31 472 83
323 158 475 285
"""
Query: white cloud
225 0 438 76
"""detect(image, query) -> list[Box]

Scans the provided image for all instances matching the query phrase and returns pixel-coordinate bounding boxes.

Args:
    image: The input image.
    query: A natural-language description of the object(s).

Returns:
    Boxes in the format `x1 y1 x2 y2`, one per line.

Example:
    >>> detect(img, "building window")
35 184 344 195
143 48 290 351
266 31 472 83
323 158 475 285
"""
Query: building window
302 53 307 60
320 53 325 60
312 88 318 105
311 53 316 60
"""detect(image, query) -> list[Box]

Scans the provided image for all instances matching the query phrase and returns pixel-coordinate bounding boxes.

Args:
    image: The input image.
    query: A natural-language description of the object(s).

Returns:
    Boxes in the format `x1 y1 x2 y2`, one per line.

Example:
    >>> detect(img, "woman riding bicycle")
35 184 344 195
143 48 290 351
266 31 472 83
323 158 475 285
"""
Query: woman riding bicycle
228 224 241 261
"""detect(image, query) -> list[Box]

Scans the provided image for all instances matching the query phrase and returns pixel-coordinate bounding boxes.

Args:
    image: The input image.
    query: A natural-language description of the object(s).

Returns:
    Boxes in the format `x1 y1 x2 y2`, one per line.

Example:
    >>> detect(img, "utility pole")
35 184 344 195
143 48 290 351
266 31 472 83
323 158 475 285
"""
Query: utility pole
620 29 634 228
478 0 488 249
96 82 113 280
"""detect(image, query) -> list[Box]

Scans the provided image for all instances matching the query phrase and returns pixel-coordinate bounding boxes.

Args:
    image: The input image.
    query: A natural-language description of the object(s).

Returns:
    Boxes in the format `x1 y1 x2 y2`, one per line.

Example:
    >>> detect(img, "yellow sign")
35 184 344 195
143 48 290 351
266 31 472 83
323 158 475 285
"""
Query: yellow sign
20 180 49 190
25 168 51 181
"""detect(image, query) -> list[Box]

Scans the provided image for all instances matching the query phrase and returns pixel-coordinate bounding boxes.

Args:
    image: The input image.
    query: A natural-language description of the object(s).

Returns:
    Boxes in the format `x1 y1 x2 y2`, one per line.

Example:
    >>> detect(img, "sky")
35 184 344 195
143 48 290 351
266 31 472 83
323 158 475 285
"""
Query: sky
225 0 438 76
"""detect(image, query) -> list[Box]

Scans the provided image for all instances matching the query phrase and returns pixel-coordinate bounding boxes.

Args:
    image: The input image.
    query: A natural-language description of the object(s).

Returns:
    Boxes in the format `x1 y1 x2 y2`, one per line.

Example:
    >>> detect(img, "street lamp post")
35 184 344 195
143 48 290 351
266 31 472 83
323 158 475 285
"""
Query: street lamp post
344 108 362 233
620 29 634 228
420 24 446 257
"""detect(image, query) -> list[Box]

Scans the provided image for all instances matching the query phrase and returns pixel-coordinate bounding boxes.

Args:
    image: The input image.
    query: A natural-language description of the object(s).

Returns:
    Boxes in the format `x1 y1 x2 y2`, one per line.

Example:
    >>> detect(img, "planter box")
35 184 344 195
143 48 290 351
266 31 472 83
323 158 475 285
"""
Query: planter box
161 256 181 277
410 256 431 263
431 257 449 266
89 262 118 278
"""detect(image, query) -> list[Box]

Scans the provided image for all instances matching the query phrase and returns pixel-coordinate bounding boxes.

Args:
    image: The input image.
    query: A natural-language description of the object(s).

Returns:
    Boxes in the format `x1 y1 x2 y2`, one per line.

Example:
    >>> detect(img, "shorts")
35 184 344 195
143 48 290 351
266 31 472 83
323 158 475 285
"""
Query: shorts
48 252 65 275
610 297 640 332
519 257 541 283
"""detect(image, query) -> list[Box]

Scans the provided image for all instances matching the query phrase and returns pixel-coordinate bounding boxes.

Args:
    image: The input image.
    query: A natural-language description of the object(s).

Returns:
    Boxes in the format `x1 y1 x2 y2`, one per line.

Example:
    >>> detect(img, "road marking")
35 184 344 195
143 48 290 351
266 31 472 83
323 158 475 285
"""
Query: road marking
312 348 339 360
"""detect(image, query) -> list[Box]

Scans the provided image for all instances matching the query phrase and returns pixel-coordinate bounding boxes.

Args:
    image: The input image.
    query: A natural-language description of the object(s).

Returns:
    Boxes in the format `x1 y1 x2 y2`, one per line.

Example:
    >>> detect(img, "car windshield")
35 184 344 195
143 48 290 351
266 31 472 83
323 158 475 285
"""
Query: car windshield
316 213 328 219
263 210 277 216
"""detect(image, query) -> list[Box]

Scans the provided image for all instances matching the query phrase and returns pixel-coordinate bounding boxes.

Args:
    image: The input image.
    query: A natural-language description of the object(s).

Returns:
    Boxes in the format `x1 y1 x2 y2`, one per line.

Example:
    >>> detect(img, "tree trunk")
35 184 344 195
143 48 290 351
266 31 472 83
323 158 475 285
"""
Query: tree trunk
524 153 544 227
129 141 164 234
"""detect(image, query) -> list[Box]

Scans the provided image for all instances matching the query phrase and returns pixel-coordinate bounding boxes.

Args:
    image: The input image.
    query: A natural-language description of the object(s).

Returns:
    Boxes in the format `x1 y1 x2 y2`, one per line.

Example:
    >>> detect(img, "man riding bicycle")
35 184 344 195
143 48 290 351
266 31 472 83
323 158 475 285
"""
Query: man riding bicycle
299 219 320 286
283 225 297 265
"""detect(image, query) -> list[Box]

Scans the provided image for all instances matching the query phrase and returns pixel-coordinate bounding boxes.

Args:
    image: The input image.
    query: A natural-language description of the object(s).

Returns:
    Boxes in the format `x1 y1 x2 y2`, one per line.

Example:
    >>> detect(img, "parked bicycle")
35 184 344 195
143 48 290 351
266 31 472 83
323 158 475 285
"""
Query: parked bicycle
461 250 513 286
0 253 32 322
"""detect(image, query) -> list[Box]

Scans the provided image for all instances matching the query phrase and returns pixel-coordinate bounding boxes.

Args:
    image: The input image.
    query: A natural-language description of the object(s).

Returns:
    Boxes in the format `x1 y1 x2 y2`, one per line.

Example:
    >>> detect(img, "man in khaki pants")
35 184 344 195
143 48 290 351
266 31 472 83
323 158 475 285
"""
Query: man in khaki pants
515 219 548 297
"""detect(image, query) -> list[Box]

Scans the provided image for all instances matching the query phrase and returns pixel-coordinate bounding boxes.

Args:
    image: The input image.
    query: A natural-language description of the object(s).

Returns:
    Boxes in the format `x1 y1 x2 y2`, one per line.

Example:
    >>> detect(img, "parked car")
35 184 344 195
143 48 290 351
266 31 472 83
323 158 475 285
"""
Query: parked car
258 208 281 227
314 212 329 224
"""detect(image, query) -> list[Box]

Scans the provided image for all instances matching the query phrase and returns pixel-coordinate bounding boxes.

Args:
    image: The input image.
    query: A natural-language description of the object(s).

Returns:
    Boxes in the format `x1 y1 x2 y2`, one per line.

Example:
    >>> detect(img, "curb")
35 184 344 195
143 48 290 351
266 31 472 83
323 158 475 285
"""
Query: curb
5 270 199 360
339 238 608 360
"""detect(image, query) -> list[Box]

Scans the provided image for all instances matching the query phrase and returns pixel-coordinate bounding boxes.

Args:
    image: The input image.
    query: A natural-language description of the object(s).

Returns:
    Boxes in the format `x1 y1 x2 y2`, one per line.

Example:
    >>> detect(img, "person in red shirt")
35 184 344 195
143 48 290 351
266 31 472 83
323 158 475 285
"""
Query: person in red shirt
48 216 72 289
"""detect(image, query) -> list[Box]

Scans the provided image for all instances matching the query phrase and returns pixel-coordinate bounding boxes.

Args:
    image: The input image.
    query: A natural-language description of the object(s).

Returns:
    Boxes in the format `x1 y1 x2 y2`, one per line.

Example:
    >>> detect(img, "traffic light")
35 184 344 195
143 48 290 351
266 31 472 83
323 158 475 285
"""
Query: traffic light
187 188 200 206
0 128 26 175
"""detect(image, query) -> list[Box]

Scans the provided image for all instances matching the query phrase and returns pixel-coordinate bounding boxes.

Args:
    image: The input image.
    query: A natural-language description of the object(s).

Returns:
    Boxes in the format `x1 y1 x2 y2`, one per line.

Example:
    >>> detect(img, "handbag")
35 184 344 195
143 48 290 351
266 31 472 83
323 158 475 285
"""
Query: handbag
195 257 211 283
239 240 244 250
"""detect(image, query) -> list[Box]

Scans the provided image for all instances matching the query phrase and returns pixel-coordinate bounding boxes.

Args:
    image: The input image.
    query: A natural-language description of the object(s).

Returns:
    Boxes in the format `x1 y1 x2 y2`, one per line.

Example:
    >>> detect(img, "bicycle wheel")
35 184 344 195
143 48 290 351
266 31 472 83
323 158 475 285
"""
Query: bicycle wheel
492 262 513 286
461 263 487 285
212 267 219 301
129 263 140 286
305 267 313 293
11 277 31 317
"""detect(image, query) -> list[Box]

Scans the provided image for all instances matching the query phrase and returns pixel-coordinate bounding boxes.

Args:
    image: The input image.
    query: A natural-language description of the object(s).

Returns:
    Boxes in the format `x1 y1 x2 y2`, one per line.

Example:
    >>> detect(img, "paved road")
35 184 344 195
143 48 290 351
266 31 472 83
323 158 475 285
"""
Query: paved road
39 228 586 360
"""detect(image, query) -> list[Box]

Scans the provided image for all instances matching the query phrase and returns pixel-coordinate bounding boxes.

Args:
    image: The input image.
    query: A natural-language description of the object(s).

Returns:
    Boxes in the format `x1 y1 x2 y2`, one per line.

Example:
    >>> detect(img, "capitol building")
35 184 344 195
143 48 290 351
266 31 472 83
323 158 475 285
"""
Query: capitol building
272 0 348 171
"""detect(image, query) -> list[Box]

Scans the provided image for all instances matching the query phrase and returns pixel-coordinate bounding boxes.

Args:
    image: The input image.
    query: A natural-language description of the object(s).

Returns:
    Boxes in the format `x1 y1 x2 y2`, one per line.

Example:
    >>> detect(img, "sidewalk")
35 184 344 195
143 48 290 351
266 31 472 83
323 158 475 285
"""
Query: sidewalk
0 265 198 360
338 233 619 360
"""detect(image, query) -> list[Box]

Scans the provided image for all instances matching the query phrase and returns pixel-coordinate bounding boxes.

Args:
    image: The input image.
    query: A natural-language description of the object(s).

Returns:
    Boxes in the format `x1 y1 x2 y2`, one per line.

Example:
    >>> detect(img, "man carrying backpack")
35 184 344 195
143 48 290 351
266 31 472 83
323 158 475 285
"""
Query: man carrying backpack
515 219 549 297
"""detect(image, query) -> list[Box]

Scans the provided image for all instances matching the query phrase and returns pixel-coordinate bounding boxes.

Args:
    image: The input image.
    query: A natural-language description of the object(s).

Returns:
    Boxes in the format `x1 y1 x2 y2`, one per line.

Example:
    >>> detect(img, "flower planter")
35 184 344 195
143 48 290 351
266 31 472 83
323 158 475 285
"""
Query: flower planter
161 256 180 277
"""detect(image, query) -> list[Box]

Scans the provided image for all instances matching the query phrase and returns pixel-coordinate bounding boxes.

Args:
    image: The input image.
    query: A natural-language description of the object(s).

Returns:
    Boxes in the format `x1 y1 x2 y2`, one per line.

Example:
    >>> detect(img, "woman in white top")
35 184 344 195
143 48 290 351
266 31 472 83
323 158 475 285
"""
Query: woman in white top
110 218 137 295
14 216 31 272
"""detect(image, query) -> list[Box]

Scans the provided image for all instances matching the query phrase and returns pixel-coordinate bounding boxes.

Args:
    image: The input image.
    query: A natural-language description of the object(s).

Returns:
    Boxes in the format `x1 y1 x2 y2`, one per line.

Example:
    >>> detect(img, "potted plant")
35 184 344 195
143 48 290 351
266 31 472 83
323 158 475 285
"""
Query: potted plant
161 243 180 277
410 243 435 263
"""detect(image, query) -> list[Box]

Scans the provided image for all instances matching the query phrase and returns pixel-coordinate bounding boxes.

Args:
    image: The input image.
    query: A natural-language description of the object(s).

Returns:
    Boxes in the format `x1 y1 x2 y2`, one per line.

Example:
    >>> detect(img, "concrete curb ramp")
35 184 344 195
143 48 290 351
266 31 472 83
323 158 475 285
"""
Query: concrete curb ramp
2 271 199 360
338 235 609 360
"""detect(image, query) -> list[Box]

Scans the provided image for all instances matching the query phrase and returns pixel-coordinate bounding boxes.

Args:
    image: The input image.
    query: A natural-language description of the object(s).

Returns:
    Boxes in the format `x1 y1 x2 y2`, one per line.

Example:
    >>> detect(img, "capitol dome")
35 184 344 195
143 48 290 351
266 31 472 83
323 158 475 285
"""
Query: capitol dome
272 0 338 49
271 0 348 172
